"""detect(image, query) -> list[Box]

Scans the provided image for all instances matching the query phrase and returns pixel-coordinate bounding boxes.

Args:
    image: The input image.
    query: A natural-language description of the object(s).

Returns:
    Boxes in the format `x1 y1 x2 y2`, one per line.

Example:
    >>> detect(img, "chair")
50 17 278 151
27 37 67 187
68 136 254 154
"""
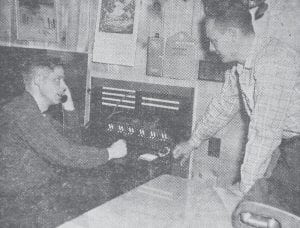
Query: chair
232 137 300 228
232 200 300 228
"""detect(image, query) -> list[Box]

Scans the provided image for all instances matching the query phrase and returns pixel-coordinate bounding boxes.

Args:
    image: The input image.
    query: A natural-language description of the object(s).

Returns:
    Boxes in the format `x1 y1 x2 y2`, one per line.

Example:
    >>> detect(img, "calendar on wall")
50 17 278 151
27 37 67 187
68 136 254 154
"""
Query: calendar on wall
93 0 141 66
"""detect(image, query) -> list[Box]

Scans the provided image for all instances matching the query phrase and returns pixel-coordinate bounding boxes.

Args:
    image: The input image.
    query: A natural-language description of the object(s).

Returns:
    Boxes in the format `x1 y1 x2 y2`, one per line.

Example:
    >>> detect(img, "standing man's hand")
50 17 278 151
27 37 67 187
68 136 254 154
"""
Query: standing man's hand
172 140 197 166
228 182 244 198
240 182 252 195
107 139 127 160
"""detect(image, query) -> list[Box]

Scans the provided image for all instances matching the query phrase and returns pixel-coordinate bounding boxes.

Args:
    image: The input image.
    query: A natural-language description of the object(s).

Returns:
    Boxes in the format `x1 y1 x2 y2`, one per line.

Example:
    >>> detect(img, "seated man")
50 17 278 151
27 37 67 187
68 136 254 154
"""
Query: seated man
0 57 127 227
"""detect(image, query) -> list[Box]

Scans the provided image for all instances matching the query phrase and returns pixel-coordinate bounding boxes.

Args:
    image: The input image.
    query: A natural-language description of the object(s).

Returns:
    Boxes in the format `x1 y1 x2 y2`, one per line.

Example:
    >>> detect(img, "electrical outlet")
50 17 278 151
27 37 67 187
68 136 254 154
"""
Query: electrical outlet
208 137 221 158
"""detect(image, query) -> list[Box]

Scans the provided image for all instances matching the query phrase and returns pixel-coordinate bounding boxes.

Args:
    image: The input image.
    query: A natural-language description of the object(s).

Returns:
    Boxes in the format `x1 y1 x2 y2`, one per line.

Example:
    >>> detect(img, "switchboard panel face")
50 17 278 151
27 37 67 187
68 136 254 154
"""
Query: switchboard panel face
86 78 194 191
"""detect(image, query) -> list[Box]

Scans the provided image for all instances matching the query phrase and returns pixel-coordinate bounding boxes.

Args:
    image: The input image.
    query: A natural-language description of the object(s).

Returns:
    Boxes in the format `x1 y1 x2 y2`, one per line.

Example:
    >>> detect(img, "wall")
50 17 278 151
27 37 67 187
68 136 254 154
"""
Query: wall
87 0 204 81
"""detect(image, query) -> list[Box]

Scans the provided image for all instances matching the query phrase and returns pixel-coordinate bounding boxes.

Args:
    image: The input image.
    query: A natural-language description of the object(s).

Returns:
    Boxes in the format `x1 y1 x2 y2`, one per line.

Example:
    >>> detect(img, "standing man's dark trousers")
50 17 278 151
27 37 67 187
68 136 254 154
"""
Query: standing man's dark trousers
233 136 300 227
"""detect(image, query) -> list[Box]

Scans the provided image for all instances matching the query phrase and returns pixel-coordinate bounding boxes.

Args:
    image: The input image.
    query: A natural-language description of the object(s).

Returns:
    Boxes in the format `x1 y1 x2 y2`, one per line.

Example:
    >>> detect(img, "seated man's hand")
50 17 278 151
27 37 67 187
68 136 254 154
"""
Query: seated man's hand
107 139 127 160
61 79 75 111
172 140 196 166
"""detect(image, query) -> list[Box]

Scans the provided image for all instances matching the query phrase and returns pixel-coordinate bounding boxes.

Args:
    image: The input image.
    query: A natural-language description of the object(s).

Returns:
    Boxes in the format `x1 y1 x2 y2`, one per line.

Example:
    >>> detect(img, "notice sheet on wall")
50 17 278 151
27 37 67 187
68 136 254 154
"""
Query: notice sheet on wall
93 0 140 66
163 0 194 38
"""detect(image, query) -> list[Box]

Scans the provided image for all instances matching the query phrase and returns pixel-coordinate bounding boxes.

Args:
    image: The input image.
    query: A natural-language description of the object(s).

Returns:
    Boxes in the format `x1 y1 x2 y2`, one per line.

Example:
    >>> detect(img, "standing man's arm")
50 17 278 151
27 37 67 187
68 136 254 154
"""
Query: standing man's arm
240 59 298 193
190 67 241 145
173 67 241 163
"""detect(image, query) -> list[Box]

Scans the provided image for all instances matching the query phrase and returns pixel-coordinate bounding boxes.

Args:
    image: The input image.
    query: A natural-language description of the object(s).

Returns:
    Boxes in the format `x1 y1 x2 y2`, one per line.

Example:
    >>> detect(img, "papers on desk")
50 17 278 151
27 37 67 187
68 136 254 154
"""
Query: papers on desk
138 153 158 161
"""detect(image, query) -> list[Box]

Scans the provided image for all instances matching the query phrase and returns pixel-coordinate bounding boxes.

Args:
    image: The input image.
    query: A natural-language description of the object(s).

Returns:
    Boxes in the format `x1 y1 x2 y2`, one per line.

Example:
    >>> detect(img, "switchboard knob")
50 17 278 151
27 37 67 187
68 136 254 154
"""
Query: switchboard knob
161 132 166 141
139 129 145 137
158 146 171 157
128 127 134 135
150 131 156 139
107 123 114 131
153 131 157 138
117 125 125 133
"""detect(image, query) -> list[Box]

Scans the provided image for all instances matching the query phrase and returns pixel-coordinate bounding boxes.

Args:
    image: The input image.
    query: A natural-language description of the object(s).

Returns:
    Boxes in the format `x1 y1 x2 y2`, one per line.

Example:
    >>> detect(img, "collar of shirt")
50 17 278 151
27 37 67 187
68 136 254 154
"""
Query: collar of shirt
236 36 267 74
236 39 256 74
244 36 262 70
245 36 273 70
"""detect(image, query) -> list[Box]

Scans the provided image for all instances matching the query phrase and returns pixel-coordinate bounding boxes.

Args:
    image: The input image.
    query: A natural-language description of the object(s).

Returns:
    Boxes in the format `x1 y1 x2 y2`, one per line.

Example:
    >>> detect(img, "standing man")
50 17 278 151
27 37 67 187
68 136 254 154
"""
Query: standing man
0 57 127 227
173 2 300 209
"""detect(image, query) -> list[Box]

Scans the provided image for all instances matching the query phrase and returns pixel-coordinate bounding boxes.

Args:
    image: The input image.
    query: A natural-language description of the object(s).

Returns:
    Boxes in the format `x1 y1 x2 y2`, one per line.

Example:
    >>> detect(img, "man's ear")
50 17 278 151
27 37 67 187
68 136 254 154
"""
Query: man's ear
32 68 44 88
33 74 40 88
226 27 239 42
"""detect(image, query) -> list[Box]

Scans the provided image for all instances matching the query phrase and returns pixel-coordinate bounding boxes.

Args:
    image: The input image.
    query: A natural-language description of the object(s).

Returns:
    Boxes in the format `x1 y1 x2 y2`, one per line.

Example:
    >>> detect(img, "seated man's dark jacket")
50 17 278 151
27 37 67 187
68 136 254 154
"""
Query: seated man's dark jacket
0 91 109 195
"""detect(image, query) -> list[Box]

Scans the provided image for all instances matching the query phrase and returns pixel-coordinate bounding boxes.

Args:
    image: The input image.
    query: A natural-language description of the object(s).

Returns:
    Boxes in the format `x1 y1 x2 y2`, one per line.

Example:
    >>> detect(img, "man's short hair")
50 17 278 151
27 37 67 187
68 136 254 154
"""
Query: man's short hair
205 2 254 35
22 56 63 87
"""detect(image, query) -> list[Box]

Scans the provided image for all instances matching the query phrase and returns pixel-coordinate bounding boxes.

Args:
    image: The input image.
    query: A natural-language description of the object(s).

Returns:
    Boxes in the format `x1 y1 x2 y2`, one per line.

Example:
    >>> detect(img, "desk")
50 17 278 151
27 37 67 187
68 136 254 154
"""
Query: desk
58 175 234 228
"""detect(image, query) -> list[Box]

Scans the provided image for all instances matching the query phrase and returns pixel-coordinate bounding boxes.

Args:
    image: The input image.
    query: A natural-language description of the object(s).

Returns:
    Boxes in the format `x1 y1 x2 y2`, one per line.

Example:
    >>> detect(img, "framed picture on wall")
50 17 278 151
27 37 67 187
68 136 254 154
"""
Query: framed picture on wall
93 0 140 66
15 0 58 42
98 0 135 34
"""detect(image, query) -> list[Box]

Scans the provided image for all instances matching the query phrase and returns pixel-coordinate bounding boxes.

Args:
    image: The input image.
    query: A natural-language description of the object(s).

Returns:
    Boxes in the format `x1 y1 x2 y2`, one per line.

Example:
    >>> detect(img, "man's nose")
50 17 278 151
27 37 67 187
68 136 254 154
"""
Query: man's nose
209 41 216 52
60 80 67 92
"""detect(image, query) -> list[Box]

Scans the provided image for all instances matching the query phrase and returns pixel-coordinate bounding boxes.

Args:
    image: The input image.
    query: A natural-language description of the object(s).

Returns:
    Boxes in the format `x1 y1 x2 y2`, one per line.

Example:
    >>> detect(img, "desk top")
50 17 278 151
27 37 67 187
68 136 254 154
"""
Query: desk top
58 175 233 228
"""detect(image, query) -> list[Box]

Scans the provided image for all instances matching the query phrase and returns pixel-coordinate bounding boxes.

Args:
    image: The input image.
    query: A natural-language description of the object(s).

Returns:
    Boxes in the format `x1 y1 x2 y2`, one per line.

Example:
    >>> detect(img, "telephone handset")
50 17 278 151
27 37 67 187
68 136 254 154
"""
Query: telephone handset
60 94 68 134
60 94 68 103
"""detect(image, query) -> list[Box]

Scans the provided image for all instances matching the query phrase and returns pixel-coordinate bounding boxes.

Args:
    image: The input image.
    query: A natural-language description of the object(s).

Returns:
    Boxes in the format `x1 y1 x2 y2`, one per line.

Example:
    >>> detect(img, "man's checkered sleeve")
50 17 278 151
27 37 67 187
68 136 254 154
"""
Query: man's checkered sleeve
190 68 240 147
240 61 297 192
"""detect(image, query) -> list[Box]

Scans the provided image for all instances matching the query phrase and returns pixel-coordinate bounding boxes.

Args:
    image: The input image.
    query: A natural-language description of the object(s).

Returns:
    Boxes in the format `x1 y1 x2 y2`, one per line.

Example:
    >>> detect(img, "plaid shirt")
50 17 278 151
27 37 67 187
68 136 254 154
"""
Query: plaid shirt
190 37 300 192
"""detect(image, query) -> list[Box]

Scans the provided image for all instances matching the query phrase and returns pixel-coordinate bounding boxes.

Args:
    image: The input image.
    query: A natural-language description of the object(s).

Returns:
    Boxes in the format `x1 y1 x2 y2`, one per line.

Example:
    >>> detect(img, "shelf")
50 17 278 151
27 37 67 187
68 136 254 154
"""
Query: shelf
90 71 202 88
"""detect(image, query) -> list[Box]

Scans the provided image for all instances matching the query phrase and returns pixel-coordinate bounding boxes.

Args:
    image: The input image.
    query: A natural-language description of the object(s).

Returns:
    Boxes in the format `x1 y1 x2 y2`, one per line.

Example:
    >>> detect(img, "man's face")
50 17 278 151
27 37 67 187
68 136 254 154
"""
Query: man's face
205 19 240 62
37 66 66 105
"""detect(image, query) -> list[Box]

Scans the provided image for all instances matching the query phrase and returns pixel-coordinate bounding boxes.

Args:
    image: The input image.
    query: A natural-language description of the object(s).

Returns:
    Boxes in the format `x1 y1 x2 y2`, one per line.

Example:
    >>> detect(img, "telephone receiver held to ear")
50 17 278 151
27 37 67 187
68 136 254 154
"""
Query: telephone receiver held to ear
60 94 68 103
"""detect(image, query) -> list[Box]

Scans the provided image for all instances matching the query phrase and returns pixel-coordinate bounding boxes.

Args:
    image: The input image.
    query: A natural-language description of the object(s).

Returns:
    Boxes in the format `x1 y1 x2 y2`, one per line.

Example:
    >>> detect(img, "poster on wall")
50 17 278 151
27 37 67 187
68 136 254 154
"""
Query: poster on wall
93 0 140 66
15 0 58 42
0 0 12 40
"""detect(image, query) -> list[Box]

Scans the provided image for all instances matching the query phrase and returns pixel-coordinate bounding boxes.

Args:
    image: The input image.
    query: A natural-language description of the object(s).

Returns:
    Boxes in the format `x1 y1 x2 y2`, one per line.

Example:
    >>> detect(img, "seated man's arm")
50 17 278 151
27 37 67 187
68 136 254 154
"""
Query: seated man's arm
16 110 110 169
240 59 298 193
61 109 83 144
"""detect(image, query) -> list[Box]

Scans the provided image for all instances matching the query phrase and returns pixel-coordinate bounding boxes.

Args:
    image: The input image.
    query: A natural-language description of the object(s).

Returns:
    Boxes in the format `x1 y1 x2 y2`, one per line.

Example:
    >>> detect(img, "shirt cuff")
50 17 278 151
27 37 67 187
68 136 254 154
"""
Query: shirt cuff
240 181 254 194
188 135 203 148
101 148 110 162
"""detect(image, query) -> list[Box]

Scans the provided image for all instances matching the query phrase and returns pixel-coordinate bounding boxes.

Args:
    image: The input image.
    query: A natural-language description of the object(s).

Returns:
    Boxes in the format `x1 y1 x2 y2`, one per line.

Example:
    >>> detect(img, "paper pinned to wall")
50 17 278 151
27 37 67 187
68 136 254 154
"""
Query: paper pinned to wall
0 0 11 40
93 0 141 66
163 0 194 38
